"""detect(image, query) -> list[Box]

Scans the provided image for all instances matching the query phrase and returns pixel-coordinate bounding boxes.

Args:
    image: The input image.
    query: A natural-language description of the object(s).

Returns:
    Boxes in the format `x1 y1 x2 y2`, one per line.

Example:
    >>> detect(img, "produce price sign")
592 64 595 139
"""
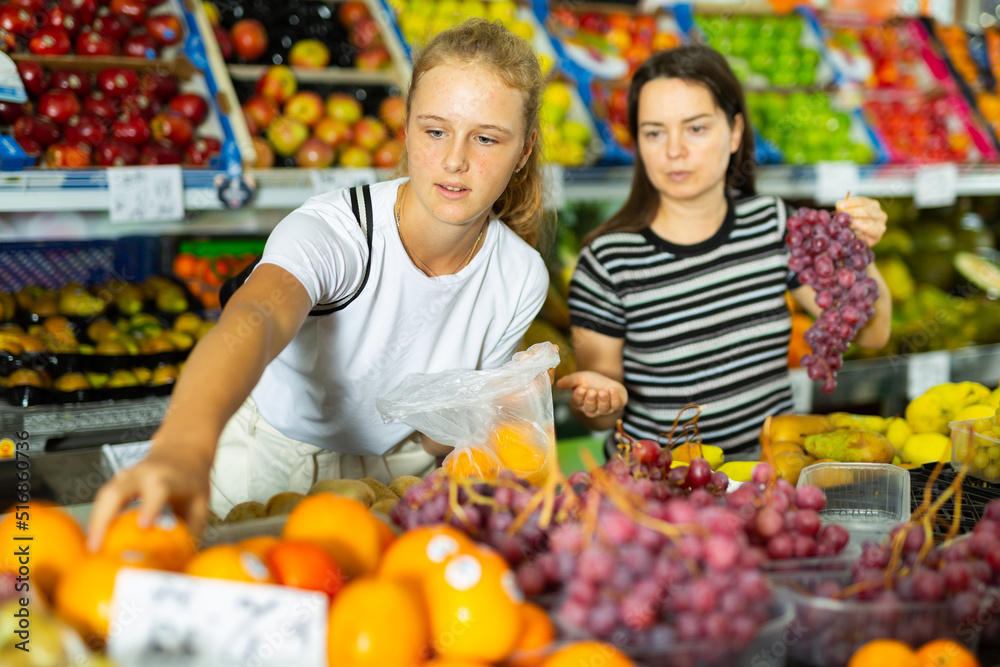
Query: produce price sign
107 568 329 667
310 168 378 196
108 165 185 224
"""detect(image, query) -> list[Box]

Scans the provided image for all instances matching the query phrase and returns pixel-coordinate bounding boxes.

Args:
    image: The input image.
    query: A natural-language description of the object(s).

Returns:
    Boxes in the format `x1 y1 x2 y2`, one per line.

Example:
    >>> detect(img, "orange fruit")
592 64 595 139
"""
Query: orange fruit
848 639 919 667
183 545 276 584
282 493 382 578
537 641 633 667
444 447 501 480
424 661 492 667
493 421 552 484
0 500 86 599
99 508 197 571
54 552 151 648
508 601 556 667
915 639 979 667
424 545 524 662
267 540 344 597
373 516 396 551
237 535 281 560
327 576 429 666
378 524 475 590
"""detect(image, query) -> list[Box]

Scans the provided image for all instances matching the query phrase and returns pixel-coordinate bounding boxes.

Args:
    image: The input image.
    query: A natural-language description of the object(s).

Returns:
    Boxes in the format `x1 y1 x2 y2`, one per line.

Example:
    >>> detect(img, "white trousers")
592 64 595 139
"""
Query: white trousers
209 398 435 517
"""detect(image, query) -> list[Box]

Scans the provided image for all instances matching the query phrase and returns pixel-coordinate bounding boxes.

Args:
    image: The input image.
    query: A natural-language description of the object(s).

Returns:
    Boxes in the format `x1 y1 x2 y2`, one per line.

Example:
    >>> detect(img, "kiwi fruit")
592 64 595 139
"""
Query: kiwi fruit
370 498 398 515
359 477 398 502
224 501 267 523
389 475 423 498
265 491 305 516
307 478 376 507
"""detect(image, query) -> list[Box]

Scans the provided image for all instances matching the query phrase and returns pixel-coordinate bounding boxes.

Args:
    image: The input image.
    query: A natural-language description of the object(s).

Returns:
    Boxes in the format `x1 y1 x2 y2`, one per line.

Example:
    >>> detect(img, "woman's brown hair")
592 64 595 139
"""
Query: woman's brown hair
583 44 756 247
399 18 553 249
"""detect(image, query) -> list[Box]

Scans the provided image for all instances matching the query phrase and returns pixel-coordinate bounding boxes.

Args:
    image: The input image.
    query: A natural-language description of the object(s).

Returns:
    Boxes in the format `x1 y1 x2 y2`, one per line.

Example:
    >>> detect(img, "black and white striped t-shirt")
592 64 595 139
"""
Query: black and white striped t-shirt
568 195 798 452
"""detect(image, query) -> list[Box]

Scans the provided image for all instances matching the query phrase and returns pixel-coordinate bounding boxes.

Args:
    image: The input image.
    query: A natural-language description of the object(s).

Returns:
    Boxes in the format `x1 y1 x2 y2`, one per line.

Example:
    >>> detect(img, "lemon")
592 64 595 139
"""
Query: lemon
884 417 913 451
954 404 995 422
901 432 951 465
671 443 725 470
717 461 760 483
905 393 949 434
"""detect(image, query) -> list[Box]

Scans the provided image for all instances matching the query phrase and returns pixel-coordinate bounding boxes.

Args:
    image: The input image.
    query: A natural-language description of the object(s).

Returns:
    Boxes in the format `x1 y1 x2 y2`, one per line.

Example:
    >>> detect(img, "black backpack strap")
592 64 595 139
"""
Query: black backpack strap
217 184 374 315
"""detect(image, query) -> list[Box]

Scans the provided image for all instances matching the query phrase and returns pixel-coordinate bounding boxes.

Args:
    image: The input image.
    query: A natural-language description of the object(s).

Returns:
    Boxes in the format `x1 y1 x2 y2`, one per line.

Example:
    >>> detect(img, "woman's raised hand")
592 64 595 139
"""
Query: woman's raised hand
556 371 628 418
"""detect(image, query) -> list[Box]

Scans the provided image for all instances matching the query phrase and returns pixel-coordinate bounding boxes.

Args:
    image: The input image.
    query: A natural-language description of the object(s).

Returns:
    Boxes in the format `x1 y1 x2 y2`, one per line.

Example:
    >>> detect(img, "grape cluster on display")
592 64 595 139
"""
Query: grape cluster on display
786 207 879 394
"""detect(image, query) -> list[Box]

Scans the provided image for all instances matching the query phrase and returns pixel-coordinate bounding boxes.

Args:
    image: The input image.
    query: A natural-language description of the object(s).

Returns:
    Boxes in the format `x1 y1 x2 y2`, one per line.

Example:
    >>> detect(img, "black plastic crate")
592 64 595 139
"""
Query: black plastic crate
909 462 1000 538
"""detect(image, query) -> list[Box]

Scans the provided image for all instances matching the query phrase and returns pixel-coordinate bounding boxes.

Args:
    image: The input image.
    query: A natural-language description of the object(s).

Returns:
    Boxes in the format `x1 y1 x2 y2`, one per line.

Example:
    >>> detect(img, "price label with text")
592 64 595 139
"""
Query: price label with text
107 568 329 667
310 168 377 195
913 163 958 209
814 162 860 206
108 165 185 224
907 351 951 400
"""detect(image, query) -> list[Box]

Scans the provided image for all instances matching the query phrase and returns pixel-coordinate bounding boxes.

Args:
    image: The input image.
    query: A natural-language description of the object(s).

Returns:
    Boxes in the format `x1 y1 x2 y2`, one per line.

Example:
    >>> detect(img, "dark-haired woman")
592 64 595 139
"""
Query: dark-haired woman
556 45 892 456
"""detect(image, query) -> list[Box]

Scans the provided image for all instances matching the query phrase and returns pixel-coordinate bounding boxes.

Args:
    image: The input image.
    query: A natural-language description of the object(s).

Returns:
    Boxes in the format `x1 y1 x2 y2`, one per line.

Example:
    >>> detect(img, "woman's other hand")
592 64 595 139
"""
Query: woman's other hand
836 196 887 248
556 371 628 418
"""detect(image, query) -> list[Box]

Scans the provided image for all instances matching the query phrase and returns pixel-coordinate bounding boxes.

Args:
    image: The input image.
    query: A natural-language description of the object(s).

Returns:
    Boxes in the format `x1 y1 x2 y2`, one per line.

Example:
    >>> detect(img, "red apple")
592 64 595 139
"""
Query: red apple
47 6 82 37
231 18 267 61
62 0 98 25
123 31 159 59
29 26 72 55
213 25 233 60
110 0 146 23
284 91 324 127
76 28 120 56
120 89 160 119
0 101 25 125
38 90 82 125
352 117 386 151
256 65 297 104
83 91 117 119
14 114 61 147
338 143 372 168
265 116 308 156
139 72 178 102
150 112 193 147
15 137 42 157
337 1 370 26
0 6 35 38
140 140 181 164
92 11 132 41
46 141 91 167
9 0 45 13
94 138 138 165
0 27 17 52
324 92 362 124
349 17 381 50
168 93 208 126
295 136 334 168
16 62 48 99
97 68 140 98
64 113 109 145
355 45 390 71
50 70 92 97
242 95 279 130
182 135 221 166
313 117 352 148
377 95 405 134
288 39 330 68
146 13 182 46
373 138 404 168
111 111 150 144
251 136 274 168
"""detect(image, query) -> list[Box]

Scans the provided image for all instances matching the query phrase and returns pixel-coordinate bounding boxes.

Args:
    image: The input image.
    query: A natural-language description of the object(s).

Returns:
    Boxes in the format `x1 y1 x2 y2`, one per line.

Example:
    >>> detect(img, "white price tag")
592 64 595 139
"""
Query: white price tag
913 163 958 209
788 368 814 413
310 168 377 195
814 162 860 206
108 166 184 224
107 569 329 667
907 351 951 400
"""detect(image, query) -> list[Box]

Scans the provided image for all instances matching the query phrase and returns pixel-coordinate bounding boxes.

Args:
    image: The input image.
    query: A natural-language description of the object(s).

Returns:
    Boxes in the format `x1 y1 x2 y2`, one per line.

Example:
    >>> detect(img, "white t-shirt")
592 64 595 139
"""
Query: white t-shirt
250 178 549 455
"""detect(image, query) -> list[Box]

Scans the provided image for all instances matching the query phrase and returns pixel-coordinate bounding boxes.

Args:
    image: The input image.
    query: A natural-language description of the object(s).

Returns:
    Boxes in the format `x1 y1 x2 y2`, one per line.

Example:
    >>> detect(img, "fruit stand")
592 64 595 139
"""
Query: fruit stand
4 0 1000 664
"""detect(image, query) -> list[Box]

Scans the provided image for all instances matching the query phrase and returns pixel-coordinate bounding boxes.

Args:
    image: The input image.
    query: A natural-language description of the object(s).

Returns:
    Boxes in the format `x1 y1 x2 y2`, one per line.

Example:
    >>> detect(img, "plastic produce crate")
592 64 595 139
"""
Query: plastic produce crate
797 462 910 547
909 461 1000 538
0 237 161 291
950 418 1000 483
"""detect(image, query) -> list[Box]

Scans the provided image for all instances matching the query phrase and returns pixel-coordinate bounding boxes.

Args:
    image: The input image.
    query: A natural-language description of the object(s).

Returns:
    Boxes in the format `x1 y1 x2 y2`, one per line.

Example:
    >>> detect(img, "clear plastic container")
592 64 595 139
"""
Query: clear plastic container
771 571 984 667
797 462 910 546
949 418 1000 483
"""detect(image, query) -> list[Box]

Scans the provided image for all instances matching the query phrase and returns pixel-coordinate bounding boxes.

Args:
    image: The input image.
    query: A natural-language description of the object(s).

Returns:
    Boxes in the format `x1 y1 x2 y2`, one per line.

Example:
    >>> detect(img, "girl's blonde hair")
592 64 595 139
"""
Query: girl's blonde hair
401 18 551 249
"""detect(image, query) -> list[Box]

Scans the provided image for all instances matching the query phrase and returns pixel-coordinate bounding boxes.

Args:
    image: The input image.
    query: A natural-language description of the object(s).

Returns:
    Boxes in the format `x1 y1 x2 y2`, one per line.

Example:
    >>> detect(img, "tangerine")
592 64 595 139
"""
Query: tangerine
99 508 197 571
508 601 556 667
237 535 281 560
444 447 501 480
54 552 151 648
378 524 474 590
327 576 429 666
915 639 979 667
0 501 86 599
848 639 919 667
282 493 382 578
373 515 396 551
424 661 492 667
267 540 344 598
424 545 524 662
537 641 633 667
183 545 276 584
493 421 551 484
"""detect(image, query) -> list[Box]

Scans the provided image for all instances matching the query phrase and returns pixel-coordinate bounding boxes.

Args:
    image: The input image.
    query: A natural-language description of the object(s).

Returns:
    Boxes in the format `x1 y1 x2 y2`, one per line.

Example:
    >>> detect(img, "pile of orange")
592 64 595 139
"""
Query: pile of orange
444 419 554 485
848 638 979 667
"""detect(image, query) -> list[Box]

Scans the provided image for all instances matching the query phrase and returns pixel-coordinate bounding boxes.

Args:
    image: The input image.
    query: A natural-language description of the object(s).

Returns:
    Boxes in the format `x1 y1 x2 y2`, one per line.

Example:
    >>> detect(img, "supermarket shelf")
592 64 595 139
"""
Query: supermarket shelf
225 64 402 87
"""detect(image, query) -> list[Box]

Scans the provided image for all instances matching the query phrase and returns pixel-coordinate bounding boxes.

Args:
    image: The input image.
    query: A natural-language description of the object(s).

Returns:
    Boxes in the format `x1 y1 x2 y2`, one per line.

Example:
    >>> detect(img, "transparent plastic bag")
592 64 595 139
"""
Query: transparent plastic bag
376 342 559 484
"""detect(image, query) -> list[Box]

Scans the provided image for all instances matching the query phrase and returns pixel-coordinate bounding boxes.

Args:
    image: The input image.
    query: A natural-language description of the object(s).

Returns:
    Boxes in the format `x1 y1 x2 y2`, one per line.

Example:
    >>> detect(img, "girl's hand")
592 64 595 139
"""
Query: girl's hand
835 196 887 248
556 371 628 418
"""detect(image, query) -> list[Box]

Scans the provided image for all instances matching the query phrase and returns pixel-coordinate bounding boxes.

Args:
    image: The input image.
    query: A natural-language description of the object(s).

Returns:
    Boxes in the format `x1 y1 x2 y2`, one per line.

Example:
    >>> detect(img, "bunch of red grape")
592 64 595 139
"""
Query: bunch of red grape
785 207 879 394
600 438 731 499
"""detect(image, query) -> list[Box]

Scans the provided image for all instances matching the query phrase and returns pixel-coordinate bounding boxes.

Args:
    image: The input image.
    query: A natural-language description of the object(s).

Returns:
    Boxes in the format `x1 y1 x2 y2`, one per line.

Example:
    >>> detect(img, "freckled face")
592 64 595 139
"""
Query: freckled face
636 77 742 205
405 63 534 229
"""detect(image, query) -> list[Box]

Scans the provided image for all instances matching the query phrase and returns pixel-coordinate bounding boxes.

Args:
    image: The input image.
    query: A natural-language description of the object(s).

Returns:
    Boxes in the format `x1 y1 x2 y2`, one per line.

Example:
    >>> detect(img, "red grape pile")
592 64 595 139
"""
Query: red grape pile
785 207 879 394
600 438 731 499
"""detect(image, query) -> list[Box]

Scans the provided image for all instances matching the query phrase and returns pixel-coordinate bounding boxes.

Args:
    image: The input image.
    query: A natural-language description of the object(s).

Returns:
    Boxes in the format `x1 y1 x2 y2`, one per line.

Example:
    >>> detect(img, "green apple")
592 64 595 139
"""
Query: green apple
562 120 591 146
